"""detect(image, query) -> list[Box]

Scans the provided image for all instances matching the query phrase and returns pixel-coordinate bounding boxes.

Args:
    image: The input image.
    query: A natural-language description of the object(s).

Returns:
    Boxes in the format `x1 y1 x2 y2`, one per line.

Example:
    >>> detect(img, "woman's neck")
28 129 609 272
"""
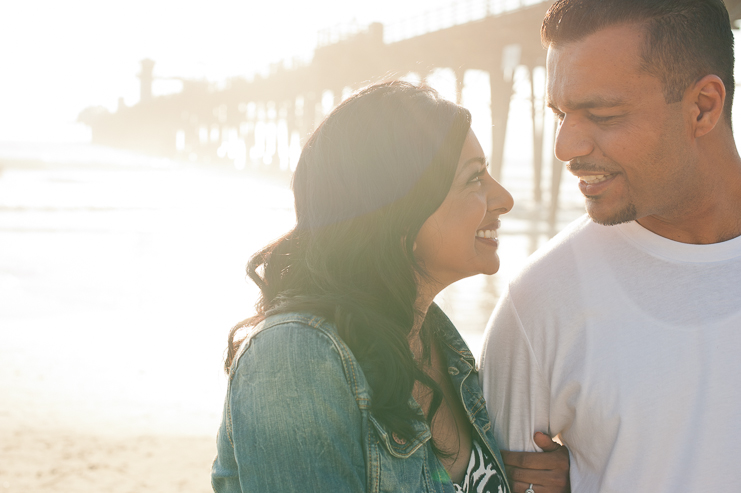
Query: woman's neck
408 280 444 361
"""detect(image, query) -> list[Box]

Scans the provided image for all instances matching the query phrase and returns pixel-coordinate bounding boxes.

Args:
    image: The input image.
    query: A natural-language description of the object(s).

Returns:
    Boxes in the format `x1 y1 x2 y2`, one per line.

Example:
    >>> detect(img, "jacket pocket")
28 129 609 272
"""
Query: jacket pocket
368 416 441 493
368 414 431 458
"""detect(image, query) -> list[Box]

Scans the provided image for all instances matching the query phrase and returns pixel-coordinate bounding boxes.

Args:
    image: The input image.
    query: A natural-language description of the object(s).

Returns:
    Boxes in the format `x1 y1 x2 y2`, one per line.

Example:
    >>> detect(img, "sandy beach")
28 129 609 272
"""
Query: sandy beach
0 427 215 493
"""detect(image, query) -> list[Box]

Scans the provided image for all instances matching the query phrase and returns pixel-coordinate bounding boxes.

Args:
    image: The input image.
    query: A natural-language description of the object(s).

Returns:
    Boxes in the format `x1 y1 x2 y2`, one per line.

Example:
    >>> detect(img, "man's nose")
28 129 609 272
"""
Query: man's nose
554 115 594 162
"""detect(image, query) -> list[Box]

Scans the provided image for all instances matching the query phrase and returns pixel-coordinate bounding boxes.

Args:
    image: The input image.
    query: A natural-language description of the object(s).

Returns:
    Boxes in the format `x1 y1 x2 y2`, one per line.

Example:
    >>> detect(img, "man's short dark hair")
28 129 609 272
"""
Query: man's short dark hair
542 0 735 123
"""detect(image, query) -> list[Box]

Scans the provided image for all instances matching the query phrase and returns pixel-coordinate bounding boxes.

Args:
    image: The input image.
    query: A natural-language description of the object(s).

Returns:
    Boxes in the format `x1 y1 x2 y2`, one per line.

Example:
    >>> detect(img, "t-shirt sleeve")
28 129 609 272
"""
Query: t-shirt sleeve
479 289 552 452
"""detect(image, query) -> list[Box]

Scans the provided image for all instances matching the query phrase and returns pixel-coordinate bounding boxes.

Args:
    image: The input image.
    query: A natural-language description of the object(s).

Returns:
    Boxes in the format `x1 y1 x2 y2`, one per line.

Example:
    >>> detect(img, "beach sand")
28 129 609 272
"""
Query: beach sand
0 426 215 493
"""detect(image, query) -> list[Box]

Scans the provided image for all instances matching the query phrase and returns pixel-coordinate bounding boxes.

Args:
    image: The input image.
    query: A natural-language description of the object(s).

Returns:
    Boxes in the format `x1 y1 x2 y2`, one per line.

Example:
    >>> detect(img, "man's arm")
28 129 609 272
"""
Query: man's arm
480 292 552 450
480 291 566 490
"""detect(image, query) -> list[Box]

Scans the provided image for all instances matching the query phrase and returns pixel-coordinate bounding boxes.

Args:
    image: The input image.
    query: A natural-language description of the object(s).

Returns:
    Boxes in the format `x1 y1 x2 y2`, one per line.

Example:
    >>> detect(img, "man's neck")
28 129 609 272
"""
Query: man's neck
637 214 741 244
637 164 741 244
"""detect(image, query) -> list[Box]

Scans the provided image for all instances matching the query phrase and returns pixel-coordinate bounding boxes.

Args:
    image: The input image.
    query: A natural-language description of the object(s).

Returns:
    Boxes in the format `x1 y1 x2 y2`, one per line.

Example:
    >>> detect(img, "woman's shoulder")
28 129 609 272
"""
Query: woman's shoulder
260 311 335 333
231 311 370 400
250 311 344 347
236 312 340 357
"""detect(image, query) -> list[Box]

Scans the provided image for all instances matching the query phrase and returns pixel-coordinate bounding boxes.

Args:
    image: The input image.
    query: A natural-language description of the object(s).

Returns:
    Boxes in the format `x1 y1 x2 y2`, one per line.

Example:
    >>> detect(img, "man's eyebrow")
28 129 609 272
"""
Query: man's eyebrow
547 96 628 112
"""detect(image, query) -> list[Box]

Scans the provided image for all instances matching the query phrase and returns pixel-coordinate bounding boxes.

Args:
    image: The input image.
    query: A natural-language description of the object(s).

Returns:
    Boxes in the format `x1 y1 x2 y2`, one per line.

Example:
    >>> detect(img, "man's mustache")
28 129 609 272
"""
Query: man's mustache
566 161 615 174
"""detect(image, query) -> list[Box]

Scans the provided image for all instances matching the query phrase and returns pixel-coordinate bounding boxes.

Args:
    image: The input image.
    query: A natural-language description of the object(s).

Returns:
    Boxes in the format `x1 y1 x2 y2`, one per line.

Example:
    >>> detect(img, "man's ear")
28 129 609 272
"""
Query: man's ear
689 74 726 138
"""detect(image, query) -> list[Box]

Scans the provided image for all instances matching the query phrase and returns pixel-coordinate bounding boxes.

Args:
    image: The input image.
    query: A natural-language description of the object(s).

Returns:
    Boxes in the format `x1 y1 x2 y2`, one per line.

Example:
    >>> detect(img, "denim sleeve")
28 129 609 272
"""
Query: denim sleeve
212 322 367 492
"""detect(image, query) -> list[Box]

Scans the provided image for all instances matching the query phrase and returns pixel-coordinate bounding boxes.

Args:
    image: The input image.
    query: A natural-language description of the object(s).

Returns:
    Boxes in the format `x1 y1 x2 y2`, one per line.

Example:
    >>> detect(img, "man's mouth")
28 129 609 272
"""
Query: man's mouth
579 174 612 184
575 172 617 196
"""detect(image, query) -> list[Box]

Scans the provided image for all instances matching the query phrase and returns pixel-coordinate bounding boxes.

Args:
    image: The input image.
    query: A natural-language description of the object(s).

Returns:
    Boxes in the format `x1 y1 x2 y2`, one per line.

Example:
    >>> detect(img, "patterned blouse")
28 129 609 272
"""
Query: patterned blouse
453 437 506 493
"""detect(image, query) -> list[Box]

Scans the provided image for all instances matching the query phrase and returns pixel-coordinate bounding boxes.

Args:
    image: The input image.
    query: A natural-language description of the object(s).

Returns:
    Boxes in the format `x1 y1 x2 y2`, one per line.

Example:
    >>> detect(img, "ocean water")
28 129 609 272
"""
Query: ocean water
0 146 293 436
5 18 741 447
0 138 585 438
0 55 595 439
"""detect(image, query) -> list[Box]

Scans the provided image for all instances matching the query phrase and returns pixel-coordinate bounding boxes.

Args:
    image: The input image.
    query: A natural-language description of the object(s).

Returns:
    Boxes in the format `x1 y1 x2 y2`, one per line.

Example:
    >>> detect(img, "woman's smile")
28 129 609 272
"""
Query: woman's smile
476 220 501 245
414 130 513 287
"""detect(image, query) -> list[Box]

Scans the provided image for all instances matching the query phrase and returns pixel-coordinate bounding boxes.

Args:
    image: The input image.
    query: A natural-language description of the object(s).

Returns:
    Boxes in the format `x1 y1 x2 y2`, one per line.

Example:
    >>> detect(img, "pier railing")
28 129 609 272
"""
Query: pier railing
317 0 550 47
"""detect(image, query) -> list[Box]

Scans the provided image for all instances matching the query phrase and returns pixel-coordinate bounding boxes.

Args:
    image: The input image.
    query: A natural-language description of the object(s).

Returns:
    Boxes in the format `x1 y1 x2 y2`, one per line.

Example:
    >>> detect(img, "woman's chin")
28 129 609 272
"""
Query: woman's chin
478 256 501 276
463 262 501 280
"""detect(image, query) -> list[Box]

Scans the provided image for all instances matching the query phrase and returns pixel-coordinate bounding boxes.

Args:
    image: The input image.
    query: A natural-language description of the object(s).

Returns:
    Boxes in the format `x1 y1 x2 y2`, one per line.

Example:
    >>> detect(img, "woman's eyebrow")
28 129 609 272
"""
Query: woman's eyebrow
462 157 486 169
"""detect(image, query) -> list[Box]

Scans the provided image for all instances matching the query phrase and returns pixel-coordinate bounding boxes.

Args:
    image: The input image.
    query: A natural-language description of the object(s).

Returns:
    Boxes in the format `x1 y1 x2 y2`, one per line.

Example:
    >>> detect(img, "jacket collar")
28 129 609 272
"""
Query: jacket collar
425 303 476 367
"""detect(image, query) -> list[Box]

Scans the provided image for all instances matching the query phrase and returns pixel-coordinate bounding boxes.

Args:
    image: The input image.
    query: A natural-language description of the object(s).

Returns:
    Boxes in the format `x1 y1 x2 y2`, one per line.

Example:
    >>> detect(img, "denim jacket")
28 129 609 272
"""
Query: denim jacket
212 304 511 493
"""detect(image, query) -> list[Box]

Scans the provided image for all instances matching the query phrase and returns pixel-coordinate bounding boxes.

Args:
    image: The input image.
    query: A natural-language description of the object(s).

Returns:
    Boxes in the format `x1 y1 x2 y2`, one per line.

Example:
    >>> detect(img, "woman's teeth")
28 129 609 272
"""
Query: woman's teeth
580 174 610 184
476 230 497 239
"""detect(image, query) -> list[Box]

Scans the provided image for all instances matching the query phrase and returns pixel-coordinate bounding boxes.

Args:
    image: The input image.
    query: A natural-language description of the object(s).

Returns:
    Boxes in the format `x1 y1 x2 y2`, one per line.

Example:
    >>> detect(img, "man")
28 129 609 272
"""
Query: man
480 0 741 491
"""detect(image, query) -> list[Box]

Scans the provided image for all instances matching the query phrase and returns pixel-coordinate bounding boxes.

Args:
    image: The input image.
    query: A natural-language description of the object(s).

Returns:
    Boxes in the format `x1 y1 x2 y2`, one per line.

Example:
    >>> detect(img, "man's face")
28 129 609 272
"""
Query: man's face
547 23 700 225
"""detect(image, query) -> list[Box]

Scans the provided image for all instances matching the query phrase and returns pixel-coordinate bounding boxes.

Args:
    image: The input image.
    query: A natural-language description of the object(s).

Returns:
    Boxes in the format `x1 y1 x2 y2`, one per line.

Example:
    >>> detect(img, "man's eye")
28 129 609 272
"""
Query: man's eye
589 114 615 123
550 108 565 121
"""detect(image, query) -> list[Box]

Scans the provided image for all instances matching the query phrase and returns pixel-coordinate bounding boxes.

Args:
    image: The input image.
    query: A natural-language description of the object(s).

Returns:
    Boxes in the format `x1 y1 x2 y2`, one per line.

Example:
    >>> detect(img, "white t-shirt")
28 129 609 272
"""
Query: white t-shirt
480 215 741 492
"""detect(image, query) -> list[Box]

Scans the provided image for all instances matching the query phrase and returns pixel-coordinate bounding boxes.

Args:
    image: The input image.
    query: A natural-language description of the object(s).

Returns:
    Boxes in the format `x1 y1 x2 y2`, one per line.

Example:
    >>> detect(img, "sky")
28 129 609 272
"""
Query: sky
5 0 739 145
0 0 465 143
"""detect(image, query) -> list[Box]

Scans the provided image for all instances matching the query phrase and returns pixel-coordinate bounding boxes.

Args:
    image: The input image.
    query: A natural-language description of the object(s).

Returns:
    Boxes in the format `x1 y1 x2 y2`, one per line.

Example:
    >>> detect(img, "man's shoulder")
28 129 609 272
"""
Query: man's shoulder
513 215 595 280
494 215 611 335
505 215 622 302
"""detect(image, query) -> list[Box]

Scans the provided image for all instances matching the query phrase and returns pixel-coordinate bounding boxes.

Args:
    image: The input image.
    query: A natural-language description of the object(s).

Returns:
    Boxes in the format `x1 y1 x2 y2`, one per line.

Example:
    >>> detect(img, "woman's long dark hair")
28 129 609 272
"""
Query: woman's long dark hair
226 81 472 444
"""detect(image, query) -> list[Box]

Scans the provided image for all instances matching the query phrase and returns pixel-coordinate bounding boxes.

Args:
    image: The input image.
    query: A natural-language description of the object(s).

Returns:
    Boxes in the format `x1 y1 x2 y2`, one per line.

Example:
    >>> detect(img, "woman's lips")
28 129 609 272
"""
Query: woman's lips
475 236 499 247
476 220 500 246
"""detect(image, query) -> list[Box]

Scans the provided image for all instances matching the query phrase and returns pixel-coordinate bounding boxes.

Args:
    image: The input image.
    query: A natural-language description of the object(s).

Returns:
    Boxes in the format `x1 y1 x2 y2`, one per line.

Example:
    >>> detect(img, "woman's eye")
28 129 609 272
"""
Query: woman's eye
469 170 486 185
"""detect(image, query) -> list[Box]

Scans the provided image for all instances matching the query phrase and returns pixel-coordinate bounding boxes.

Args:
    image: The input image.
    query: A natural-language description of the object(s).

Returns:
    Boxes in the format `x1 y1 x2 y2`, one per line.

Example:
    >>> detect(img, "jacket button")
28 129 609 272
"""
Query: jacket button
392 433 406 444
447 367 459 375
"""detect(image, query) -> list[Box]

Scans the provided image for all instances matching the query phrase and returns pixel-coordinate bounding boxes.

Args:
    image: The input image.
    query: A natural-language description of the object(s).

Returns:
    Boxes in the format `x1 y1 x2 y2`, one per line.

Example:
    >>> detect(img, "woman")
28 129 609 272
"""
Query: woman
212 82 568 493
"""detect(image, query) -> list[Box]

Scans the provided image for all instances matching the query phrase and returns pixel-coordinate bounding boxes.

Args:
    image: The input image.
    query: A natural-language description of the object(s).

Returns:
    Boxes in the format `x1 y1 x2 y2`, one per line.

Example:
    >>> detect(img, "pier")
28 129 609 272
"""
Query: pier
79 0 741 232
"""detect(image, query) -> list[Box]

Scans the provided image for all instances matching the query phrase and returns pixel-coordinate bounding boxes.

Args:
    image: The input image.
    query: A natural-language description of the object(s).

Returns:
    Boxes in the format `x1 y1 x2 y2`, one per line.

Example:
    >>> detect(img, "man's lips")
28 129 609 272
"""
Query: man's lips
575 173 617 196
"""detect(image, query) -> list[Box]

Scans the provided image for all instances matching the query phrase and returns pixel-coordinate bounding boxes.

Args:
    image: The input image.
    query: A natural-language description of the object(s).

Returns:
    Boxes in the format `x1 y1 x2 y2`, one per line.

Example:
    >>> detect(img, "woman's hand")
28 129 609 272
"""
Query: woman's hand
500 432 571 493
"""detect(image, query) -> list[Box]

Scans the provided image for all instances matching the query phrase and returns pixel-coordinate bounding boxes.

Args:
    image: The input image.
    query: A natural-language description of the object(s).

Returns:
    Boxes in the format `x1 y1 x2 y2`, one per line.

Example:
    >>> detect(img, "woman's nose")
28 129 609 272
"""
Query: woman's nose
487 178 514 215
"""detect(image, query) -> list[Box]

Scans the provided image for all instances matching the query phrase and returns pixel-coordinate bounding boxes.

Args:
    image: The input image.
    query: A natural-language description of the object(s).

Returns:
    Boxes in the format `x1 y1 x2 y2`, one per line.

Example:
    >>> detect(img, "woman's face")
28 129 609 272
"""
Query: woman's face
414 129 514 289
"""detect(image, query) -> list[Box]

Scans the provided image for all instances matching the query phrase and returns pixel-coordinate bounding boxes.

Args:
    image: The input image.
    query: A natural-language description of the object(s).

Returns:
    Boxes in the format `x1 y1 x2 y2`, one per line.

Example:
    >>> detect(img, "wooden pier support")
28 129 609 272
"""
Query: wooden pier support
529 65 546 203
489 66 514 183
